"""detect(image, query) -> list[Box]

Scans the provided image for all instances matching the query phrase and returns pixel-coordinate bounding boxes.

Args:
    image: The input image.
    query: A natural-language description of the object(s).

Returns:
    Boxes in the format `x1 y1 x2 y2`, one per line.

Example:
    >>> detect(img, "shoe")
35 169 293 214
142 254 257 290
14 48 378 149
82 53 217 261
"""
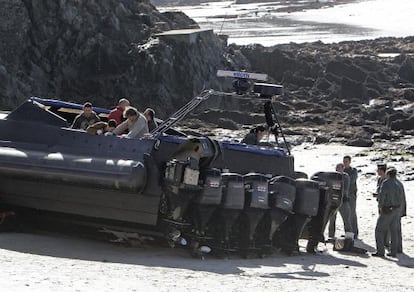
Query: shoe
386 253 397 257
326 237 335 243
371 253 384 257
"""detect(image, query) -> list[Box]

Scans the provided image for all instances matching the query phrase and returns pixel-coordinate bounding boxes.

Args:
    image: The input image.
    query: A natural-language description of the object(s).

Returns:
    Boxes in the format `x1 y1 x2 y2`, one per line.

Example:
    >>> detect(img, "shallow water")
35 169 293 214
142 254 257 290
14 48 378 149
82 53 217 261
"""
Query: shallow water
158 0 414 45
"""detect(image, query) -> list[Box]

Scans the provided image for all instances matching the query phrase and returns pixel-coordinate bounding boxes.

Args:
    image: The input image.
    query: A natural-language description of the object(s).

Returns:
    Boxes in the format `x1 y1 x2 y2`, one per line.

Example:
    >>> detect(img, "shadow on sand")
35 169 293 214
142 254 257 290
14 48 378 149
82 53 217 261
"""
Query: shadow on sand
0 230 370 277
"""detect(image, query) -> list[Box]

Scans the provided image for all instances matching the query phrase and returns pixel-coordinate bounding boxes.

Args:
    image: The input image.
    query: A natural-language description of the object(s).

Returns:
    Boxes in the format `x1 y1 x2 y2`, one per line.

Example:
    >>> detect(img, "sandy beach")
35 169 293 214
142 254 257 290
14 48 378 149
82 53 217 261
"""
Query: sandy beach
1 139 413 291
158 0 414 45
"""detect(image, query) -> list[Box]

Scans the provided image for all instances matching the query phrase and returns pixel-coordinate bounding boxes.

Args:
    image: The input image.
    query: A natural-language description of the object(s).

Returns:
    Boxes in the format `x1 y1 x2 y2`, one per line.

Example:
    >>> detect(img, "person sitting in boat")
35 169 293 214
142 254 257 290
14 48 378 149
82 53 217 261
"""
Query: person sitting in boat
86 119 117 135
71 102 101 130
112 107 148 139
108 98 130 125
143 108 158 132
241 125 268 145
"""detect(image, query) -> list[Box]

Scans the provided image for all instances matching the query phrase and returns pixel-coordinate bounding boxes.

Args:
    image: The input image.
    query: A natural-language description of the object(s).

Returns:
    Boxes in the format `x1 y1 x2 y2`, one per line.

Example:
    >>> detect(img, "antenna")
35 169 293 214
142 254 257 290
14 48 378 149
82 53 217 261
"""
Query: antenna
219 12 227 35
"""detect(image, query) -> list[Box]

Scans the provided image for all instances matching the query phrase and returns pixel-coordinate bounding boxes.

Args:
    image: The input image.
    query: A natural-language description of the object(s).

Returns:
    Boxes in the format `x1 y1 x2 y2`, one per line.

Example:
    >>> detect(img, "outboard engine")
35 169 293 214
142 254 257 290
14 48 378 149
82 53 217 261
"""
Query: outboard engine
162 157 200 245
239 173 270 256
306 171 344 253
188 168 222 254
274 178 320 254
161 137 219 246
164 157 200 218
213 172 245 252
255 176 296 255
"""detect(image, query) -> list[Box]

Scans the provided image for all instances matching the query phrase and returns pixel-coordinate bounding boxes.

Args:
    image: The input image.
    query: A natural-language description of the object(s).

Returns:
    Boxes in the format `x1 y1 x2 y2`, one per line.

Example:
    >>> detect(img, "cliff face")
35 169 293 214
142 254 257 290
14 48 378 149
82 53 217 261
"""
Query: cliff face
0 0 235 116
0 0 30 107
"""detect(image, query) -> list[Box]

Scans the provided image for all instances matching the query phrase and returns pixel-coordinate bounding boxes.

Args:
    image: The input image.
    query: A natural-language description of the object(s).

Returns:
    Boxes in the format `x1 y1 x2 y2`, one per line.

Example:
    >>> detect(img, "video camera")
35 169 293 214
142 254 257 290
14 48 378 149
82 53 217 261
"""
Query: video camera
217 70 283 98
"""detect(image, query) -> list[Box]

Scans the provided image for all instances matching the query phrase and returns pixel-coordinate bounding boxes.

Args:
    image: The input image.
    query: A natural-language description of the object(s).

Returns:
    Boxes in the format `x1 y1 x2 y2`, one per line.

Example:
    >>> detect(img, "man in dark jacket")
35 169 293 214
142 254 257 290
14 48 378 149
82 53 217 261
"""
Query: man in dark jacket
343 155 358 239
395 171 406 253
71 102 100 130
374 163 387 196
241 125 267 145
328 163 353 239
144 108 158 132
374 162 392 249
372 167 403 257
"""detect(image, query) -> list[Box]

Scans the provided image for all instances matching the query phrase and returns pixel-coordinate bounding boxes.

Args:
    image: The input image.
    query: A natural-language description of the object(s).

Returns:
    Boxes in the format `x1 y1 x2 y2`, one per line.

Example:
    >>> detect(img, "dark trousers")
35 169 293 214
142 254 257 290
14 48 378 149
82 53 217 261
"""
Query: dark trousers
349 191 358 238
385 211 403 252
328 200 353 238
384 212 402 253
375 207 400 255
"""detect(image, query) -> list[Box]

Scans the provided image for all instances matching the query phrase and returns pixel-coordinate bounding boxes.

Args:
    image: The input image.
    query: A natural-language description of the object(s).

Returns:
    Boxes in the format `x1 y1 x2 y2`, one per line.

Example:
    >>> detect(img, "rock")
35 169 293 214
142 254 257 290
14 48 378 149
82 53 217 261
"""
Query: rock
346 138 374 147
340 77 367 101
371 132 392 140
398 55 414 83
402 88 414 101
314 135 329 144
326 60 367 82
386 111 410 127
216 118 239 130
390 114 414 130
315 78 332 91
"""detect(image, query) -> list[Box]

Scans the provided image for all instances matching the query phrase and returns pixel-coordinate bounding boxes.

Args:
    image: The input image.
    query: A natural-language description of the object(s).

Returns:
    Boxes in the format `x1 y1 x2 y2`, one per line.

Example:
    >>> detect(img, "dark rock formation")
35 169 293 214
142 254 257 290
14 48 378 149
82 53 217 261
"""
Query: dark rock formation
185 37 414 146
0 0 235 118
236 37 414 145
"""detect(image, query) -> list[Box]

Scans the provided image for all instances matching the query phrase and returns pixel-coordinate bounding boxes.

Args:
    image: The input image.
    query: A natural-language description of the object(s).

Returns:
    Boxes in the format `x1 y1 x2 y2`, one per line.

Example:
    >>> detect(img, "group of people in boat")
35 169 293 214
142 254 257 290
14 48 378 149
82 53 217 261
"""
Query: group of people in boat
70 98 158 139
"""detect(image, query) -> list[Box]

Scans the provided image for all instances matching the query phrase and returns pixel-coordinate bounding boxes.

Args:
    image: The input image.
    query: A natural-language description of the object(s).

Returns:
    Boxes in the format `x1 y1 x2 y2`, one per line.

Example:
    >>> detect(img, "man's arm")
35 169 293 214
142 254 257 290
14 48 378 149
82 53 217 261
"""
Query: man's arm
378 182 388 207
112 120 128 136
399 181 407 217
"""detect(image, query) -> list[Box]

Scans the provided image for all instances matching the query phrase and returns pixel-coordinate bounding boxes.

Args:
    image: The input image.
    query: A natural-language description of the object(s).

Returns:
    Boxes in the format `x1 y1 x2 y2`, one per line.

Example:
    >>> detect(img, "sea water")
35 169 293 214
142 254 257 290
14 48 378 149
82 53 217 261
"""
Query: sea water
158 0 414 45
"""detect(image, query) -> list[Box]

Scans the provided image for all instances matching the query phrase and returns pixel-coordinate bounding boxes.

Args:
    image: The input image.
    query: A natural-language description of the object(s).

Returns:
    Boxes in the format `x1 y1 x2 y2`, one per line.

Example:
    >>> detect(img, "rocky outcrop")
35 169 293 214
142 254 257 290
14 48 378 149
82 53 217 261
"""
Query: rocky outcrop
183 37 414 146
0 0 234 116
232 38 414 145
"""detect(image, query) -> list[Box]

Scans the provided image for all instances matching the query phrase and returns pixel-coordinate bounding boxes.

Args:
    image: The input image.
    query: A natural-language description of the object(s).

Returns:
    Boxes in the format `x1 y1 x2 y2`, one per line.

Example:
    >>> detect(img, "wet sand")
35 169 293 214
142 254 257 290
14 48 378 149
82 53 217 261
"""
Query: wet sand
159 0 414 45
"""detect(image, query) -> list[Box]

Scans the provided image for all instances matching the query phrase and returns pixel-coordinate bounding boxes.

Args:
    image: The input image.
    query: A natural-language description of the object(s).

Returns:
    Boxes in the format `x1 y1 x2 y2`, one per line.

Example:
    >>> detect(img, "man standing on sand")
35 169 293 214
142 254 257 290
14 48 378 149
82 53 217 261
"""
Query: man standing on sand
374 162 390 248
395 169 407 253
343 155 358 239
328 163 353 240
372 167 403 257
374 163 387 197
